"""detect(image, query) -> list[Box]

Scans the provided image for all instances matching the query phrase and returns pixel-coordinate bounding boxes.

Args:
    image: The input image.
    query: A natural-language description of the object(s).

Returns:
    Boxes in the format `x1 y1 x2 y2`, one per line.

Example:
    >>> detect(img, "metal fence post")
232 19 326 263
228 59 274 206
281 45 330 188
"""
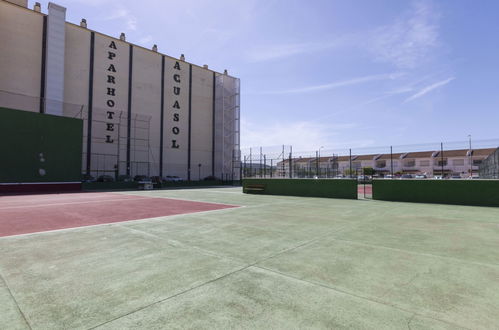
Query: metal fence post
441 142 444 177
249 148 252 178
259 147 262 178
349 149 352 178
243 155 246 179
390 146 393 177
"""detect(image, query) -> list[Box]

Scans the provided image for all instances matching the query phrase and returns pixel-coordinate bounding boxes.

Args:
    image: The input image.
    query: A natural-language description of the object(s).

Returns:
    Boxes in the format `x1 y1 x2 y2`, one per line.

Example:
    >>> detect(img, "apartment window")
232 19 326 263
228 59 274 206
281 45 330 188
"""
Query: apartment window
353 162 361 169
452 159 464 166
404 160 416 167
376 160 386 168
436 160 448 166
473 159 483 166
419 160 430 166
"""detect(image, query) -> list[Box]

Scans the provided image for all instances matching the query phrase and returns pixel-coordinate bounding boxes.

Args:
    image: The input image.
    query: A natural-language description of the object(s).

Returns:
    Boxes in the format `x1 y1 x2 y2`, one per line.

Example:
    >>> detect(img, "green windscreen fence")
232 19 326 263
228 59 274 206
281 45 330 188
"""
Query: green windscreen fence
373 179 499 207
243 179 358 199
0 107 83 183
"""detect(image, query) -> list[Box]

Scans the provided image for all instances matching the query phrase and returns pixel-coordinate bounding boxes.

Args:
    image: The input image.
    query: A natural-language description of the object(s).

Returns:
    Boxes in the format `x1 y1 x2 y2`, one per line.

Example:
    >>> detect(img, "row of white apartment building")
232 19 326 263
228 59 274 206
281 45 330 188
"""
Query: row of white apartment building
276 148 497 178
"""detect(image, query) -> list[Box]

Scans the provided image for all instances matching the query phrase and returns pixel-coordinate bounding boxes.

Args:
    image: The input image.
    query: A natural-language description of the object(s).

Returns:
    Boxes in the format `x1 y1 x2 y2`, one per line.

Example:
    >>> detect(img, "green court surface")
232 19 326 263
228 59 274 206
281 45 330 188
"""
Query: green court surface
1 187 499 329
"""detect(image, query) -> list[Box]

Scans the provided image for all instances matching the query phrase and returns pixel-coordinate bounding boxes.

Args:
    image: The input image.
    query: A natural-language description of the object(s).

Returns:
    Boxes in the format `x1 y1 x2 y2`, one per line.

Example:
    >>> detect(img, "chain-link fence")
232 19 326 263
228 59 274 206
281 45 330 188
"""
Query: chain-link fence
1 90 240 183
241 139 499 180
1 90 154 180
479 148 499 179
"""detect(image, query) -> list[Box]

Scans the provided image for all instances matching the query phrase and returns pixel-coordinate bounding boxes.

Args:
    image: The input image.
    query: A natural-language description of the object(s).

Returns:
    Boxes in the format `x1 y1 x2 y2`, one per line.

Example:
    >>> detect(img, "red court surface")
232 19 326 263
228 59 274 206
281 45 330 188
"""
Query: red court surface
0 192 239 237
357 184 372 195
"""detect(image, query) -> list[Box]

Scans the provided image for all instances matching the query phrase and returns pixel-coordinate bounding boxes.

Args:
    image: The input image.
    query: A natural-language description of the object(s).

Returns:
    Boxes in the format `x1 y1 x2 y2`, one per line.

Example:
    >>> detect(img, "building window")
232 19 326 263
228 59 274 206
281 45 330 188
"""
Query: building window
436 160 448 166
404 159 415 167
419 160 430 166
452 159 464 166
376 160 386 168
473 159 483 166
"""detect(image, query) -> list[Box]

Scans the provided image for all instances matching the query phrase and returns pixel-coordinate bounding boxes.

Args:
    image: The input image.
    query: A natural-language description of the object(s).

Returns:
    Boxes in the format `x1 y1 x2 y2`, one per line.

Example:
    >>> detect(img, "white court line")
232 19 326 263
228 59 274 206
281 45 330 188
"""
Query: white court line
116 192 242 207
0 193 241 210
0 197 155 210
0 205 243 240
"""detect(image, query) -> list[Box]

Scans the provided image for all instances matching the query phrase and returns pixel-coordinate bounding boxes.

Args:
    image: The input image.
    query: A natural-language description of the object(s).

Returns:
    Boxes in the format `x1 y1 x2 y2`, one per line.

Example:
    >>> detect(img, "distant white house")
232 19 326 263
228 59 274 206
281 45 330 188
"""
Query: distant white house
274 148 497 178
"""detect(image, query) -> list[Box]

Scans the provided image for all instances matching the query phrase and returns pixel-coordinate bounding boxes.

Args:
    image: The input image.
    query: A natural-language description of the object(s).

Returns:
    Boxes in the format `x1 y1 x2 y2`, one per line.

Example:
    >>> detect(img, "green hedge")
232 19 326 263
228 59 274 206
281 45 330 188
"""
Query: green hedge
242 179 357 199
373 179 499 207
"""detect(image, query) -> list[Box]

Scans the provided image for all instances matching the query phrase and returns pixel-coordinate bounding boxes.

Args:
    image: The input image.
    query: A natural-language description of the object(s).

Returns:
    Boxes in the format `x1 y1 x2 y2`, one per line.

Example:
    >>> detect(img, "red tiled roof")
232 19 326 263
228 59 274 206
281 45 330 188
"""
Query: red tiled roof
472 148 497 157
377 153 404 160
276 148 497 164
353 154 379 161
404 151 435 158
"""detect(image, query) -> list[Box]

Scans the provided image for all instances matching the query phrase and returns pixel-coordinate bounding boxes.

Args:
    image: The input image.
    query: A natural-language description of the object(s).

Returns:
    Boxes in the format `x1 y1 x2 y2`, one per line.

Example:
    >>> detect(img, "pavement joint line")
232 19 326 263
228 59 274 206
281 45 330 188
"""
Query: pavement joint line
0 205 243 240
253 226 354 264
406 313 417 330
192 212 355 234
116 224 245 264
327 236 499 269
0 270 32 330
252 265 470 330
88 264 254 330
119 216 354 266
378 261 439 301
88 223 350 329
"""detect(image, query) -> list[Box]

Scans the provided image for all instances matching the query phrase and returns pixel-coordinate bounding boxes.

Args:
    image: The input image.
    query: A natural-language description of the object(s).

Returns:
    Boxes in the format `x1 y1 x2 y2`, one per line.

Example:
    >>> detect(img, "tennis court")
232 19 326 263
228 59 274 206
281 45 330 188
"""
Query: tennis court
1 187 499 329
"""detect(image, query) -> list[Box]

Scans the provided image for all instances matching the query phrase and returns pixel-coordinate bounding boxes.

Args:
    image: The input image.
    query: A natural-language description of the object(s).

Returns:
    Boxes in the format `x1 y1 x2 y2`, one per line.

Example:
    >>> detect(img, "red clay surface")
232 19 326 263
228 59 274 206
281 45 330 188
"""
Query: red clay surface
357 184 372 195
0 192 239 237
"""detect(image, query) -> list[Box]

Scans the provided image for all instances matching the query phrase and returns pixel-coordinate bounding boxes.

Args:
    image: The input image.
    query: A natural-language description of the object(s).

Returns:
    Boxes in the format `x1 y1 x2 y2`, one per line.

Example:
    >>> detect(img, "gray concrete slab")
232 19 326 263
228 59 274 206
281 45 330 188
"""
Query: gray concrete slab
0 187 498 329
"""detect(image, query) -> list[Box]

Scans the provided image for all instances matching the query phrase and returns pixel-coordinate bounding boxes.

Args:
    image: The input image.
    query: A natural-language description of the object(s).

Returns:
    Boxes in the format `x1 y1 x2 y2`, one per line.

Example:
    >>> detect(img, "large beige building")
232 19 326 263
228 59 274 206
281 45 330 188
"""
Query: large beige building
0 0 240 181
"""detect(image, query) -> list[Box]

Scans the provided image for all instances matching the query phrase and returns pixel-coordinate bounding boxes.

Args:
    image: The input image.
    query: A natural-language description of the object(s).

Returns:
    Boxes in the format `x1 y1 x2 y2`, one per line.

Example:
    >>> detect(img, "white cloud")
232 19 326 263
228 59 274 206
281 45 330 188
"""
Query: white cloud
368 0 440 69
138 35 153 45
240 119 364 152
105 7 137 31
246 40 341 63
404 77 455 102
256 72 403 95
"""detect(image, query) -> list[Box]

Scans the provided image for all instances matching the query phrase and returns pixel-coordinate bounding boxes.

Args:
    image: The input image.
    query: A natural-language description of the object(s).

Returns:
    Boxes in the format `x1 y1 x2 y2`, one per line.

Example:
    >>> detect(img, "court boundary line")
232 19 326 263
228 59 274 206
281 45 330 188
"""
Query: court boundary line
0 272 32 330
0 194 240 210
0 205 243 240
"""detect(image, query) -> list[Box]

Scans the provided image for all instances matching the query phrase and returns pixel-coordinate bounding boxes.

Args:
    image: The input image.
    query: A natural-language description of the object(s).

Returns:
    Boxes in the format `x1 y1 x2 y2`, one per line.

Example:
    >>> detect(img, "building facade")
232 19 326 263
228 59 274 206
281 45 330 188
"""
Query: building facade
274 148 496 178
0 0 240 181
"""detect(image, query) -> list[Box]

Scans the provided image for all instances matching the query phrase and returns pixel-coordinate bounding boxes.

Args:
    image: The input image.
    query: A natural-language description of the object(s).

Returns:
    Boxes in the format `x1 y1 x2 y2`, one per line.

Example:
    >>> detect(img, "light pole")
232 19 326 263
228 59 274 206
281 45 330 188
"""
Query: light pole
318 146 324 178
468 135 472 178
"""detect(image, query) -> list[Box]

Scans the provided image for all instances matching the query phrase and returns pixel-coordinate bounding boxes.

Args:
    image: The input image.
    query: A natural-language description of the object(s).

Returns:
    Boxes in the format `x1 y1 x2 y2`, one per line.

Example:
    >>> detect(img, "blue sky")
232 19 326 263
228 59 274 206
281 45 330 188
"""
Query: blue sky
32 0 499 152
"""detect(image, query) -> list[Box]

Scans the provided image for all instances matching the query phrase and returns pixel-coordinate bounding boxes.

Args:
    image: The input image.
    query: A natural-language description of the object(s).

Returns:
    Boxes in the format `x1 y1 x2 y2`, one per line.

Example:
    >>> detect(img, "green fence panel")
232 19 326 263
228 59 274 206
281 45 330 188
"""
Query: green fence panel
243 179 357 199
373 179 499 207
0 107 83 183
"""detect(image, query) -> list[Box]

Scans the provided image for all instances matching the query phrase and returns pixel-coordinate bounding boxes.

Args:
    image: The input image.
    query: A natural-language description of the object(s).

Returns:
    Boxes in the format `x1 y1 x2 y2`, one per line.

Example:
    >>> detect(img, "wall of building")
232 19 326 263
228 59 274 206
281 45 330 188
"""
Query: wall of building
0 0 240 181
190 66 215 180
0 2 43 111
